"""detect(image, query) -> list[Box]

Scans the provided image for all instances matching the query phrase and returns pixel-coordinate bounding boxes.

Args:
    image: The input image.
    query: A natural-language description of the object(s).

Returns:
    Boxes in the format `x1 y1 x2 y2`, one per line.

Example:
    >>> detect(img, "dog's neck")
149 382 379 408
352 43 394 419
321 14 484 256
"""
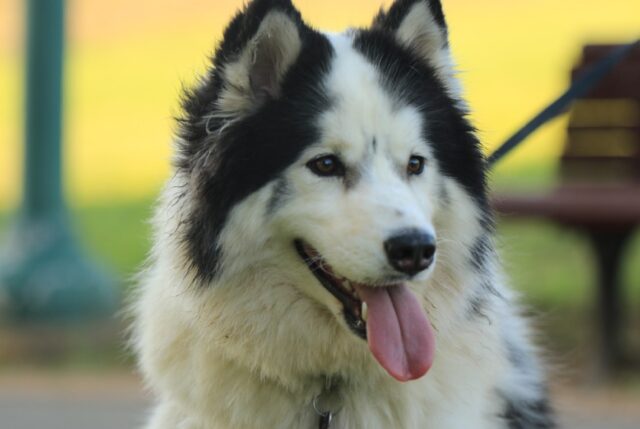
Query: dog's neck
192 351 419 428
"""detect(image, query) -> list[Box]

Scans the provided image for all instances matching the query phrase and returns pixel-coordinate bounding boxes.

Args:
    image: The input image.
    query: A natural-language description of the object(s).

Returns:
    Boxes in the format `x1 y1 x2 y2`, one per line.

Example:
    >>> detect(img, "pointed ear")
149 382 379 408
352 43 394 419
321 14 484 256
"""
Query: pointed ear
213 0 305 117
373 0 460 95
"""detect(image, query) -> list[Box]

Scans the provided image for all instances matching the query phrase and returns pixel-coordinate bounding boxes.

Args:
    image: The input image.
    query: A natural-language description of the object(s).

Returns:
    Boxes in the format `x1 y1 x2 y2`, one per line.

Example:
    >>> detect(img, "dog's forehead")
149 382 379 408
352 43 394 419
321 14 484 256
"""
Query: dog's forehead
316 32 425 159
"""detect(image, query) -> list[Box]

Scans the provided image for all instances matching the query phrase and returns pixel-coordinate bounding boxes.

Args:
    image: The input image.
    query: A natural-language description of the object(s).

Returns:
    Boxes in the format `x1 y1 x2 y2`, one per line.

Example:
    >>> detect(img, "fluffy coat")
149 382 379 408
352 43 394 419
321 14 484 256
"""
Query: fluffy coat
133 1 555 428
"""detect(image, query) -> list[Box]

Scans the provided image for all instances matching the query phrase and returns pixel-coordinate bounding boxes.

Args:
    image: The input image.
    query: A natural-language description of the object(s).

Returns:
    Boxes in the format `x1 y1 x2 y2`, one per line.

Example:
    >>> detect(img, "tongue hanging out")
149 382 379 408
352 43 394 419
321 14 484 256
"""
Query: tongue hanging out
353 283 435 381
294 240 435 381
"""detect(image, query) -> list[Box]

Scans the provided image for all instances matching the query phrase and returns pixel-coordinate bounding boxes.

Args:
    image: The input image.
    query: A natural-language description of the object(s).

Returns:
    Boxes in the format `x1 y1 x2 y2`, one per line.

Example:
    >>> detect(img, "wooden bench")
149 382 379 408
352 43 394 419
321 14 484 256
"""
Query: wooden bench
493 44 640 373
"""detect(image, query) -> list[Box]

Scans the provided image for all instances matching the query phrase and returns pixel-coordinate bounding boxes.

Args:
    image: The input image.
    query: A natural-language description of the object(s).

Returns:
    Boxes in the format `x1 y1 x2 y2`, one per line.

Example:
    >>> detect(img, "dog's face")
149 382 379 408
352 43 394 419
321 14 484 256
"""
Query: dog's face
275 35 439 284
173 0 489 381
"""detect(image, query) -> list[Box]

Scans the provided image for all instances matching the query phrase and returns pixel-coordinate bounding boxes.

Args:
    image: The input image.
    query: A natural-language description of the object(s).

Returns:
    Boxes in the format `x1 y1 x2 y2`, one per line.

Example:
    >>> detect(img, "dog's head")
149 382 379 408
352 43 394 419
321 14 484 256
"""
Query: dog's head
171 0 490 382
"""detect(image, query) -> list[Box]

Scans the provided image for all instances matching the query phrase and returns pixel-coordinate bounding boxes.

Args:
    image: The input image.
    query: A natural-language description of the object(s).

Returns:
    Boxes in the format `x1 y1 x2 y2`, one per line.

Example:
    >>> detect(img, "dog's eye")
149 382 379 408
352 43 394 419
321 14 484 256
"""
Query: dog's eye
307 155 346 177
407 156 426 176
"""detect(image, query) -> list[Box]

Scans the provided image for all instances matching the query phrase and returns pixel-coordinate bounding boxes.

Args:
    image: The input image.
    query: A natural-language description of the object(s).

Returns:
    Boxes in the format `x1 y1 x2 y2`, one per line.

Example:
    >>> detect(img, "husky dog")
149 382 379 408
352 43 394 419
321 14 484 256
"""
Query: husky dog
134 0 555 427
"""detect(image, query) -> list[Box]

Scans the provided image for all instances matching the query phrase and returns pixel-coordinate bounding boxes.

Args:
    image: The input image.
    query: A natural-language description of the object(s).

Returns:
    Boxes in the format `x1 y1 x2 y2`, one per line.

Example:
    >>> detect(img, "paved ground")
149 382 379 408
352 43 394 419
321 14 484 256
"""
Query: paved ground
0 372 638 429
0 372 148 429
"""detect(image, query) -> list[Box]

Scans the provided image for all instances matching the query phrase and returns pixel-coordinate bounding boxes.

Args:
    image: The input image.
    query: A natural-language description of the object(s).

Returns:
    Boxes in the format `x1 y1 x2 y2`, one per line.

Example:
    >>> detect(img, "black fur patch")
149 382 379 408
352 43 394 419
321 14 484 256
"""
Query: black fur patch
352 30 489 210
176 1 335 281
501 396 556 429
266 177 292 215
467 275 504 321
469 234 492 272
468 292 492 324
467 276 503 318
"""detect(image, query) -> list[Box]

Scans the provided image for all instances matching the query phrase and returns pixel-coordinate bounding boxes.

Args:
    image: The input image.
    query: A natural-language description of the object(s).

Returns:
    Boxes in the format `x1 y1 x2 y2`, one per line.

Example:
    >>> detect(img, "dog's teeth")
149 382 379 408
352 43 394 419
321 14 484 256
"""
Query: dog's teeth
361 302 368 322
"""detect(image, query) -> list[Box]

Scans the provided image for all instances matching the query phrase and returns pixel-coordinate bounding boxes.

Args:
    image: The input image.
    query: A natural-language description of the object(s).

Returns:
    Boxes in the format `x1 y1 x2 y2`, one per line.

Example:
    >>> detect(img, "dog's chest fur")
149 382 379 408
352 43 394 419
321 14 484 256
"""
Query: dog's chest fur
138 253 510 429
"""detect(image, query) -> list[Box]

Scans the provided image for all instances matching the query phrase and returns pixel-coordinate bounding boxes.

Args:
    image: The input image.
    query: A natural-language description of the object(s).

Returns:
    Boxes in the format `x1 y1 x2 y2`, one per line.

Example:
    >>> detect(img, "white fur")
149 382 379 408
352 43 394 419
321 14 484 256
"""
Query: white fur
133 16 548 429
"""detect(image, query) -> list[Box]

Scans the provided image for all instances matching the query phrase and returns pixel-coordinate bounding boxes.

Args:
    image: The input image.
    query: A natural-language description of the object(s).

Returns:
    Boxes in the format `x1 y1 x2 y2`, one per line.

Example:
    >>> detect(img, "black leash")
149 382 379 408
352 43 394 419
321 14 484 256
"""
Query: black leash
487 39 640 168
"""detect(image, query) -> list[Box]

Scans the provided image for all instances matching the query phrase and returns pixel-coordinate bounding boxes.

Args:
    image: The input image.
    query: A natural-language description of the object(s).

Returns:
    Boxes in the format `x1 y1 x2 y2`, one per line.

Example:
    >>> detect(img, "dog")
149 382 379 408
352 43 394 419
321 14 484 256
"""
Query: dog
133 0 555 427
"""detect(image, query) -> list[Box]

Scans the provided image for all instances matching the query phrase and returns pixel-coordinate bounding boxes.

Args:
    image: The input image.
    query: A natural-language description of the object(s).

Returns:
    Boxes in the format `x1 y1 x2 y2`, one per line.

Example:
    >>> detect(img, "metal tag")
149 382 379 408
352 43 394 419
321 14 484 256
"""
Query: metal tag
318 412 333 429
313 378 342 429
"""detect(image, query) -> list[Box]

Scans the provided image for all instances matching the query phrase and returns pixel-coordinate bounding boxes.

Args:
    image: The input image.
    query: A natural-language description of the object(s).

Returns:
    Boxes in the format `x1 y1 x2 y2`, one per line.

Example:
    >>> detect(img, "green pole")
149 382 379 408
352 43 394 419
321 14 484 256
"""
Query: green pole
24 0 65 219
0 0 117 322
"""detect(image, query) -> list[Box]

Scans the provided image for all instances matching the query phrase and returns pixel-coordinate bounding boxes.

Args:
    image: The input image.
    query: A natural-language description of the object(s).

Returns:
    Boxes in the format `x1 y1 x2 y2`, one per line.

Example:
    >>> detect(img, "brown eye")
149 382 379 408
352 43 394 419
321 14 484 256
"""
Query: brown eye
307 155 346 177
407 156 426 176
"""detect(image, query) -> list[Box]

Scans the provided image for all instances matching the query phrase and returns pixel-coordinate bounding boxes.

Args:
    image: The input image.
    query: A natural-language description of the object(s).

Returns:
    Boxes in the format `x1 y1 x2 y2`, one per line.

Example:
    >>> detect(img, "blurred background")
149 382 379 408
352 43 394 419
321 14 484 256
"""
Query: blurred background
0 0 639 428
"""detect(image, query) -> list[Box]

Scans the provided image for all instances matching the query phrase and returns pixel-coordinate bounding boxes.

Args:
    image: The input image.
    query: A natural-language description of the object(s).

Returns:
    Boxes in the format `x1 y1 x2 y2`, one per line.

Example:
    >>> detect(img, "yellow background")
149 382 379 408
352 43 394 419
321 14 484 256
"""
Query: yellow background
1 0 639 209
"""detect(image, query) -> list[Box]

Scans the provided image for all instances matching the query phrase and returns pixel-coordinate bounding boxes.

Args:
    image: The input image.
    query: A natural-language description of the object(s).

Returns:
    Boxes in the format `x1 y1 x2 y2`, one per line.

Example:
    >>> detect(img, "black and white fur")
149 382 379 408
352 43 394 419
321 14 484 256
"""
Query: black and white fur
134 1 555 427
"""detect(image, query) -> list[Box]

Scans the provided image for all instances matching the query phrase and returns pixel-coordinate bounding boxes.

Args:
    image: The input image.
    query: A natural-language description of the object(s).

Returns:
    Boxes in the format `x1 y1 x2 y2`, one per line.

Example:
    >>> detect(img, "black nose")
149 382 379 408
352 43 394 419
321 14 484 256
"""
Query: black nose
384 230 436 276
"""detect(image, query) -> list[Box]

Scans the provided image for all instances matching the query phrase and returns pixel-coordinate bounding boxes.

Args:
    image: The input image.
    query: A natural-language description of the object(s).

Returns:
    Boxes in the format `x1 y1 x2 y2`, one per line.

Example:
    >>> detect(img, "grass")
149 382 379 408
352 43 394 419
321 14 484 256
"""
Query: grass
501 222 640 308
73 198 155 284
0 199 154 284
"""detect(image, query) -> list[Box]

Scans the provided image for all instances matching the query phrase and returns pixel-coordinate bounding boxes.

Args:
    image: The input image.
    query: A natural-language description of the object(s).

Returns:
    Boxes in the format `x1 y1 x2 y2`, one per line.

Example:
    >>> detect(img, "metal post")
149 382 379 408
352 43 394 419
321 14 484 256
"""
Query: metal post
587 229 632 375
0 0 117 321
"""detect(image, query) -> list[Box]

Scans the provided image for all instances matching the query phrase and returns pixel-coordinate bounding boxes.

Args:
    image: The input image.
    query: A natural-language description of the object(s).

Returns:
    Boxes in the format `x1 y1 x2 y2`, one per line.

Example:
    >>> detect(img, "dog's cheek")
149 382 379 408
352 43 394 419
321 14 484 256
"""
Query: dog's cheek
213 186 283 278
411 162 440 220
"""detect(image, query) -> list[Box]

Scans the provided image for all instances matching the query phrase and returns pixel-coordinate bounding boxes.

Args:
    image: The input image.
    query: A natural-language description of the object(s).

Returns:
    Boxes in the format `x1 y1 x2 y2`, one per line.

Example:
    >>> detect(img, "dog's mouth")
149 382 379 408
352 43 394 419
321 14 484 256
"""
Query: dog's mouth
295 240 368 339
294 239 436 382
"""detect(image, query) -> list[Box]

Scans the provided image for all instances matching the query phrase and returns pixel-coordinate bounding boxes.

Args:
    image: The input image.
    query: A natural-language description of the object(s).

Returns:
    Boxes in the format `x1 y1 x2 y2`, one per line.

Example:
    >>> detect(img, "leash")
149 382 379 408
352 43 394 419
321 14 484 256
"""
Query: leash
487 39 640 168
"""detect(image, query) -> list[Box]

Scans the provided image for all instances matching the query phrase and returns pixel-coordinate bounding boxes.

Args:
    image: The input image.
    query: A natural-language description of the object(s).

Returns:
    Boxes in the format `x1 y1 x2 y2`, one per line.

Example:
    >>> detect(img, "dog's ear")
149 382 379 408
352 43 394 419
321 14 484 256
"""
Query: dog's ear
213 0 306 116
372 0 459 94
373 0 448 63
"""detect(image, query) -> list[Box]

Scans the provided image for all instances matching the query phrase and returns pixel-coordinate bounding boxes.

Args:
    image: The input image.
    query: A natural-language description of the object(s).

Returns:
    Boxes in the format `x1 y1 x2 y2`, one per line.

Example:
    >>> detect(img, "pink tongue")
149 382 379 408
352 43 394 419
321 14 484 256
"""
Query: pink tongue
353 284 435 382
